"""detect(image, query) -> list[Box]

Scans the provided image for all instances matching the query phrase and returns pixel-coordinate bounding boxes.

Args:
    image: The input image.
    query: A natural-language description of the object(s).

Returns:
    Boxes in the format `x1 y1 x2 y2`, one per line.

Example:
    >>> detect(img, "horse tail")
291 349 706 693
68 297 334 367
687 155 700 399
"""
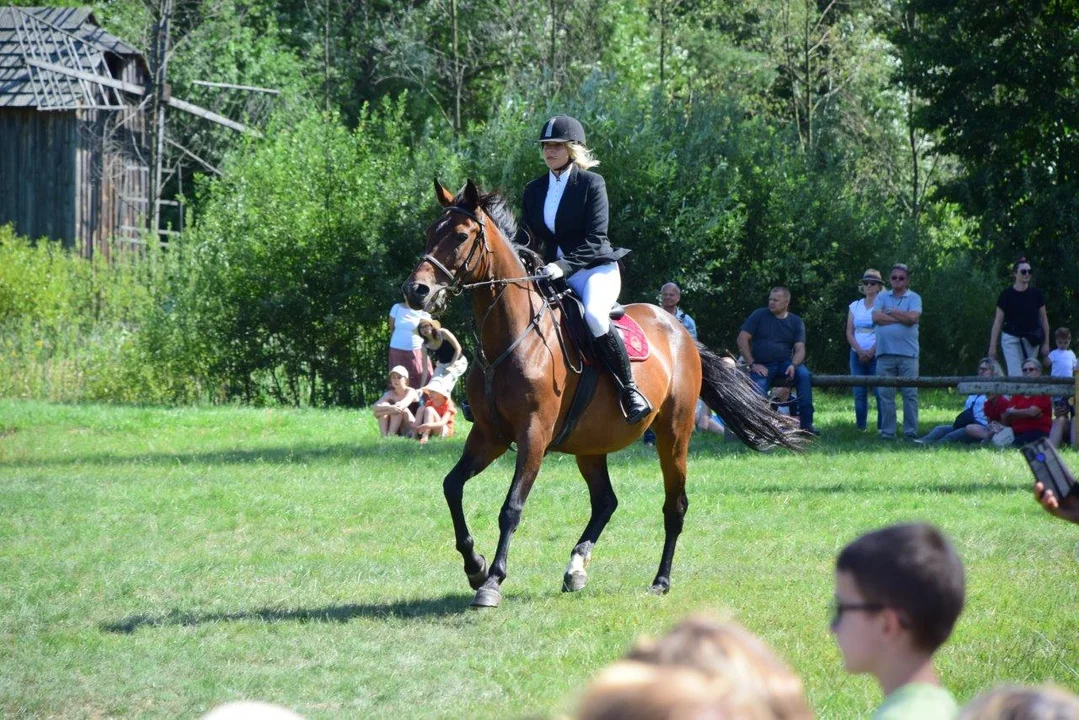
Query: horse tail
696 342 808 453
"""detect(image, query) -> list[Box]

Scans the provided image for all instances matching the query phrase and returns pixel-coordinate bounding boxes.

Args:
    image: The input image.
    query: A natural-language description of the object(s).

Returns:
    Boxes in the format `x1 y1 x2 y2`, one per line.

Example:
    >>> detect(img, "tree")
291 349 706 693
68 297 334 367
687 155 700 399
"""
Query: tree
892 0 1079 325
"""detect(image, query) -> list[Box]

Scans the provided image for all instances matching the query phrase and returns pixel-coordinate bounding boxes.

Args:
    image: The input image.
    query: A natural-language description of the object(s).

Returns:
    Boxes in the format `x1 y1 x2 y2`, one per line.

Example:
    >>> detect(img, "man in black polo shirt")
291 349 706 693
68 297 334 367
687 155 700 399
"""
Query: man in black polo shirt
736 286 817 434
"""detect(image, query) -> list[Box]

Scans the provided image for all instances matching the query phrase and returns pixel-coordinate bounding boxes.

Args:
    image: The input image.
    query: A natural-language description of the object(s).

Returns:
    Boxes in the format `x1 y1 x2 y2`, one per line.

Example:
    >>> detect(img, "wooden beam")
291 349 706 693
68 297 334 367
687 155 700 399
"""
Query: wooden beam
191 79 280 95
24 58 258 135
812 375 1073 391
956 382 1074 397
25 58 147 96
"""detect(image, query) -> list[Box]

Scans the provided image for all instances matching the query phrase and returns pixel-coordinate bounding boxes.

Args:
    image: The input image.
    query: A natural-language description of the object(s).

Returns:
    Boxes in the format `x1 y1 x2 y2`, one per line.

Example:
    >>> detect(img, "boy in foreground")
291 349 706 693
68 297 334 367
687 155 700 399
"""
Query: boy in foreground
831 523 966 719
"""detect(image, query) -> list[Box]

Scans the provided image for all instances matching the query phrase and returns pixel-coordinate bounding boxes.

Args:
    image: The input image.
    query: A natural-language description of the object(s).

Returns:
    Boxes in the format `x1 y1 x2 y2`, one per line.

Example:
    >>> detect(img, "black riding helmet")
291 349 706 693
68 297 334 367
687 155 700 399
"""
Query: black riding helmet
537 115 586 145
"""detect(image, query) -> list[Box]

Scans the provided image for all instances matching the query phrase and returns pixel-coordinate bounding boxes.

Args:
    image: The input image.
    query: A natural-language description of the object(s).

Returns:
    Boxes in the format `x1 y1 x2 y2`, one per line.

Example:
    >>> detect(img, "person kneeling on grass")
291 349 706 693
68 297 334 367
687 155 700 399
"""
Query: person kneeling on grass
413 380 456 444
373 365 419 438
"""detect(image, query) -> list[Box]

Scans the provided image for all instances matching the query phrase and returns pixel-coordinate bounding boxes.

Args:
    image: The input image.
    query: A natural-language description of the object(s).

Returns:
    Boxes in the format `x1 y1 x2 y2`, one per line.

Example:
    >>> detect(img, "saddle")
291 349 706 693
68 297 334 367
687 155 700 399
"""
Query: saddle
558 295 650 363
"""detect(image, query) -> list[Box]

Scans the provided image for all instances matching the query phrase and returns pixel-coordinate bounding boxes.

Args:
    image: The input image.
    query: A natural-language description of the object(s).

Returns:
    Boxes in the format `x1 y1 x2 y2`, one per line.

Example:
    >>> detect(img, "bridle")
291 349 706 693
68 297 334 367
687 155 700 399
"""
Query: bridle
412 203 579 441
421 205 492 297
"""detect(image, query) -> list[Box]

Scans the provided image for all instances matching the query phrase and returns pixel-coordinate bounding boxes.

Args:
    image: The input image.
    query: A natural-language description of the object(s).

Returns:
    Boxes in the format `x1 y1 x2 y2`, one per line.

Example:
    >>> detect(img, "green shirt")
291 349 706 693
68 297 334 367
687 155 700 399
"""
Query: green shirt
873 683 957 720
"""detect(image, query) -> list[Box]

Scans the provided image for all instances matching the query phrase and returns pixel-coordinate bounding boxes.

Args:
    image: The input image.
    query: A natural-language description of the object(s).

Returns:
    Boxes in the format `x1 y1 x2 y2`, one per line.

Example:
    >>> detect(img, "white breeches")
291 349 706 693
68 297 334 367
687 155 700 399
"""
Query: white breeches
432 355 468 391
566 262 621 337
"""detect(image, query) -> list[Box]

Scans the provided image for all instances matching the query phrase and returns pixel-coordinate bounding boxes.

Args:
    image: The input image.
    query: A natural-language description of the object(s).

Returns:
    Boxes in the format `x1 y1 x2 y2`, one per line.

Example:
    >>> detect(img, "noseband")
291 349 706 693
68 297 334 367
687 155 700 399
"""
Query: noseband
422 205 490 296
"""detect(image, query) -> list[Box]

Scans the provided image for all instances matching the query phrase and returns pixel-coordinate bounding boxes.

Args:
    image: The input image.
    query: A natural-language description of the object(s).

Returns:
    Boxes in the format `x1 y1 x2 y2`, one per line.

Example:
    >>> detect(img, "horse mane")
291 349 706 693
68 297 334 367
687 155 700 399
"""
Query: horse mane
455 189 519 243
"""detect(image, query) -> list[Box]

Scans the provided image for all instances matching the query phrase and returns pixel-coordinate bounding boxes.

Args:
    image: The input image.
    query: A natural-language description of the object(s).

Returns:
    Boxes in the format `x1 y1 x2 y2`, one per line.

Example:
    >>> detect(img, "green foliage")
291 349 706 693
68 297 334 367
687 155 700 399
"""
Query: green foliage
0 224 184 403
149 99 461 406
892 0 1079 334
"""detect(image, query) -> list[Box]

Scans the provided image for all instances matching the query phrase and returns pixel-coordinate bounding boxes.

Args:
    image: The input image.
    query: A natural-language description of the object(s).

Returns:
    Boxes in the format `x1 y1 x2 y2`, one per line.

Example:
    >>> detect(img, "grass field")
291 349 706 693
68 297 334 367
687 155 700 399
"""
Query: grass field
2 393 1078 718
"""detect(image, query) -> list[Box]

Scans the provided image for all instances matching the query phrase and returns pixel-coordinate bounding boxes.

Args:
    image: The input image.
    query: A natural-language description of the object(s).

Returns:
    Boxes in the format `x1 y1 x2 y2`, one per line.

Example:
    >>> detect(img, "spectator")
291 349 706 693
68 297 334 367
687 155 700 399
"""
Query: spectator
418 319 468 394
388 301 432 389
985 359 1052 446
412 379 457 444
959 684 1079 719
1049 396 1076 450
872 263 922 440
832 524 965 720
914 358 1003 445
1047 327 1077 437
644 282 700 446
988 256 1050 376
847 269 883 431
737 287 818 435
576 614 813 720
372 366 419 438
659 282 698 340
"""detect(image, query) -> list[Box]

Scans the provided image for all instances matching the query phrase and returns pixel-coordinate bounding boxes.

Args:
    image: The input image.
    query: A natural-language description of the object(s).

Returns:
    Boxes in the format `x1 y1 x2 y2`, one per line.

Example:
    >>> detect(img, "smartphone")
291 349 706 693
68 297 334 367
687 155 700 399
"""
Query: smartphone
1021 438 1077 501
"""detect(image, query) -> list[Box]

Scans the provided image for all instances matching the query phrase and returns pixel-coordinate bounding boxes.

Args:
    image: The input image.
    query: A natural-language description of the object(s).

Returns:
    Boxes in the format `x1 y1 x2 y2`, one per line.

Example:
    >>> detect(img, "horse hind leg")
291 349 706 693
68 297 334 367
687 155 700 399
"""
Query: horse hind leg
563 454 618 593
649 408 693 595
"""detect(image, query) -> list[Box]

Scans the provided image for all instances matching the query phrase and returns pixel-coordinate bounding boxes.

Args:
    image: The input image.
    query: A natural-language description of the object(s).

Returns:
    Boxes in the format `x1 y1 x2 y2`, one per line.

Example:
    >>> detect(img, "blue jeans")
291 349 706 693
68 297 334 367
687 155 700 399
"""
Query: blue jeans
849 349 881 431
749 361 814 429
920 424 979 444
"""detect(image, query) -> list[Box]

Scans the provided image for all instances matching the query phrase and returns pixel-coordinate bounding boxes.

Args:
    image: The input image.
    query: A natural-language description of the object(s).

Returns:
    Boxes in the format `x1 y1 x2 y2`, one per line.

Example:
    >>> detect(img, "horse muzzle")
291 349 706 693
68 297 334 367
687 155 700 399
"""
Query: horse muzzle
404 281 447 312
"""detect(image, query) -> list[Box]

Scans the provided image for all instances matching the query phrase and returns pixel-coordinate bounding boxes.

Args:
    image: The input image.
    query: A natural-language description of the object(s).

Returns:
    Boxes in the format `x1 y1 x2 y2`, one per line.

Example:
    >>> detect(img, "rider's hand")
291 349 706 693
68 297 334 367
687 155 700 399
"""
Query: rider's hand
541 263 564 280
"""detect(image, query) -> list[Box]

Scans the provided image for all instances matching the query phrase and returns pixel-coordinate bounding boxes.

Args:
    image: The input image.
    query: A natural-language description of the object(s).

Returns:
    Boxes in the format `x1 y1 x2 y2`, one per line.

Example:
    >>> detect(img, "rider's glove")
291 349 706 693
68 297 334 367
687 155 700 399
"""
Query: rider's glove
541 263 565 280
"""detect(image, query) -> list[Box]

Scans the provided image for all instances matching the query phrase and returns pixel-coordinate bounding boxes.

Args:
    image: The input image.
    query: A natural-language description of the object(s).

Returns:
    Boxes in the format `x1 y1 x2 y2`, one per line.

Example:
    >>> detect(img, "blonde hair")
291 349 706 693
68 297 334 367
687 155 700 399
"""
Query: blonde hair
568 141 600 170
959 684 1079 720
577 615 813 720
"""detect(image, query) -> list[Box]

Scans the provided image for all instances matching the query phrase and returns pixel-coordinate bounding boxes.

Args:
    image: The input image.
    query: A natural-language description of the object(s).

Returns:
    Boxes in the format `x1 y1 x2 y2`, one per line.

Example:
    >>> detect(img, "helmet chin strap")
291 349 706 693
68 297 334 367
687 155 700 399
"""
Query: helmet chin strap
551 159 573 177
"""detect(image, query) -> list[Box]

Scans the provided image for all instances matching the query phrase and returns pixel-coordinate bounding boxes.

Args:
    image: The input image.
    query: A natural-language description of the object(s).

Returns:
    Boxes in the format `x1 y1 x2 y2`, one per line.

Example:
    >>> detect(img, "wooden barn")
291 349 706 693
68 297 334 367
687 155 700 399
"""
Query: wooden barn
0 6 150 256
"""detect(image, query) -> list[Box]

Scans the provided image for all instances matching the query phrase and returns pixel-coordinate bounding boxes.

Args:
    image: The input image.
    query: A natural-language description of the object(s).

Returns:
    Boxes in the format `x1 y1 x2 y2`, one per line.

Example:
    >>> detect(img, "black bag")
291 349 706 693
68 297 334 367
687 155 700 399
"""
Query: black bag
1022 326 1045 347
953 407 976 429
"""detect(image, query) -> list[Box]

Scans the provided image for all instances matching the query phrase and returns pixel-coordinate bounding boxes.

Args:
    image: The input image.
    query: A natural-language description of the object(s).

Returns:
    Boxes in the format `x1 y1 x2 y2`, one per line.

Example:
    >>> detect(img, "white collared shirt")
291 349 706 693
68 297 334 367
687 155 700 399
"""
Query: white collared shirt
543 169 569 234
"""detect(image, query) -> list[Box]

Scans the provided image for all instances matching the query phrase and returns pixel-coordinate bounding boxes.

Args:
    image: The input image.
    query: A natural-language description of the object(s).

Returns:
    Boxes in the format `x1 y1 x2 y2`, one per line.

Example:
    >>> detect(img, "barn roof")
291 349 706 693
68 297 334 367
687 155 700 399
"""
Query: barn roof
0 6 145 108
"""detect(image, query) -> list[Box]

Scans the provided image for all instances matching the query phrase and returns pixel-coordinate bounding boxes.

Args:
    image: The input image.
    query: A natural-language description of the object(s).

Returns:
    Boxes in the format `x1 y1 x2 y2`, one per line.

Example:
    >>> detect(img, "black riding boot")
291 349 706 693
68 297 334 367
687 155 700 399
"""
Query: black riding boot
594 328 653 424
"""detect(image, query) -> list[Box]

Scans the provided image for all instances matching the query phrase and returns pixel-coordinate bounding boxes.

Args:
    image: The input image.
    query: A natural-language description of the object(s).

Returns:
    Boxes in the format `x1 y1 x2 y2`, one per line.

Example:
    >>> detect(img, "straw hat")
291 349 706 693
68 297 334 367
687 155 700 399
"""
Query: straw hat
859 269 883 285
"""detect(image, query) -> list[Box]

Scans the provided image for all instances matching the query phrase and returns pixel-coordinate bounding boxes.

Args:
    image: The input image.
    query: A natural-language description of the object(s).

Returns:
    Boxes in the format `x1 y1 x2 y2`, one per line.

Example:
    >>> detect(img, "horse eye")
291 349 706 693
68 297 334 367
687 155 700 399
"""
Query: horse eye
455 232 468 244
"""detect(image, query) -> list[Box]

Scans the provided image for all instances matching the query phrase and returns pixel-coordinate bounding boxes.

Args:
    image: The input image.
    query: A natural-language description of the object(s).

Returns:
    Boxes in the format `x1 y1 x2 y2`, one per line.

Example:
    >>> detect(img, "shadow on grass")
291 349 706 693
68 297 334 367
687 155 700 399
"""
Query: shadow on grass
101 593 479 634
0 440 466 469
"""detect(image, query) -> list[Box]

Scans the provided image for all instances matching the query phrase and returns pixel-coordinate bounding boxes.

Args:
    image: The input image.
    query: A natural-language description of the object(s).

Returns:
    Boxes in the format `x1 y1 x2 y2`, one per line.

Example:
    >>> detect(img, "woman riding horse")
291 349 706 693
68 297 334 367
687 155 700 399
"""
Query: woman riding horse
517 115 651 424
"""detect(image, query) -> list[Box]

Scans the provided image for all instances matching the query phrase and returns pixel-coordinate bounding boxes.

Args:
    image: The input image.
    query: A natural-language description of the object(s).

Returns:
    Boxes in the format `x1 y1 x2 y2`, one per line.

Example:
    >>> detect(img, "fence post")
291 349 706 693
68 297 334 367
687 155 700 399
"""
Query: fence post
1074 369 1079 451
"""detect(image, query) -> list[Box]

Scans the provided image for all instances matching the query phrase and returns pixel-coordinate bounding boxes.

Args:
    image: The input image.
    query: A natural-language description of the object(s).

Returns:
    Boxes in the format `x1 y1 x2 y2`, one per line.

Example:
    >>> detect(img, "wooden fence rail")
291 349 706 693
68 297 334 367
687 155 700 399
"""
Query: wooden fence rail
811 375 1077 397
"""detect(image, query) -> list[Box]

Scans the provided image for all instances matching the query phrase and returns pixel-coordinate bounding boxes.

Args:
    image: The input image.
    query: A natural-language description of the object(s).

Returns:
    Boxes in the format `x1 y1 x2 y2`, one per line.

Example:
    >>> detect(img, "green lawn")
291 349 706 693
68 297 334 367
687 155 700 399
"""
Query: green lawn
1 394 1077 718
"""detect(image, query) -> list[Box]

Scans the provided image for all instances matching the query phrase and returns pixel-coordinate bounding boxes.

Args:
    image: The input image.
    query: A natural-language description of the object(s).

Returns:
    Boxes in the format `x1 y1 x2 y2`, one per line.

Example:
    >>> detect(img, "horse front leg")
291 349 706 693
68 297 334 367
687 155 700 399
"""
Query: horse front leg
471 431 546 609
444 428 506 591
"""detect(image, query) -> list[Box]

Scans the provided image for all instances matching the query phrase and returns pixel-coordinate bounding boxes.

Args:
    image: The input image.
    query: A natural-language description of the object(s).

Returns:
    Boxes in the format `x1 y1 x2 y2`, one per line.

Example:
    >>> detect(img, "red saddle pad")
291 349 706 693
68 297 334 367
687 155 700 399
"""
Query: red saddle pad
614 314 650 362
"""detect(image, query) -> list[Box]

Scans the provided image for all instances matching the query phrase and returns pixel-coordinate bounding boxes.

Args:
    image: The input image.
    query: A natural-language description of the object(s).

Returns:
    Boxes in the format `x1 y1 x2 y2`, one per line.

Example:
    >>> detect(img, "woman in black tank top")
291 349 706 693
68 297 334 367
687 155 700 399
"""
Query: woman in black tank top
418 319 468 394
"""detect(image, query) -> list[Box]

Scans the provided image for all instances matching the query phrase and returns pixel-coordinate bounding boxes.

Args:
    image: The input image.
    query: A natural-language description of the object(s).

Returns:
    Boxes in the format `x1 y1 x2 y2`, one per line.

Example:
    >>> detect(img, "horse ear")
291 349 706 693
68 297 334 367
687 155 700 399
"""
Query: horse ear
464 179 480 207
434 179 454 207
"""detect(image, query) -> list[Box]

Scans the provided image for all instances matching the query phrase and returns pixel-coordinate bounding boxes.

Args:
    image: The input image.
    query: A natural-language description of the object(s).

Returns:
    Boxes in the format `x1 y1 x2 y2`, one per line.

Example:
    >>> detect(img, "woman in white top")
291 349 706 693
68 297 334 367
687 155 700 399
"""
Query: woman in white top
846 269 883 431
387 301 432 389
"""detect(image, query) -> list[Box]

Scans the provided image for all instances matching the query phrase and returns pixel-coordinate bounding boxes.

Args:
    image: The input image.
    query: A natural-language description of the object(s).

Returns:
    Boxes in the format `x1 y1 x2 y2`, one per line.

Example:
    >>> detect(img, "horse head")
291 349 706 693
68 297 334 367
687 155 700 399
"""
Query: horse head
404 179 493 314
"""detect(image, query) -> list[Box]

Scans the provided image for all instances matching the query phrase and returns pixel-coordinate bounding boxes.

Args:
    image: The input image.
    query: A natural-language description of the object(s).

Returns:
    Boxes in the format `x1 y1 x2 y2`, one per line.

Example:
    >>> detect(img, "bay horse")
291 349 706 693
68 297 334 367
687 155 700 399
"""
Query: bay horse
404 179 805 609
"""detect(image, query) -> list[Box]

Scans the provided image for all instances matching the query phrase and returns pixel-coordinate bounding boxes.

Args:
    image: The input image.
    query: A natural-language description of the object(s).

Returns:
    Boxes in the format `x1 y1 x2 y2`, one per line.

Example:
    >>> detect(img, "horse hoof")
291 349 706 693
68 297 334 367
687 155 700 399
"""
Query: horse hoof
471 585 502 609
562 570 588 593
466 555 488 590
649 581 670 596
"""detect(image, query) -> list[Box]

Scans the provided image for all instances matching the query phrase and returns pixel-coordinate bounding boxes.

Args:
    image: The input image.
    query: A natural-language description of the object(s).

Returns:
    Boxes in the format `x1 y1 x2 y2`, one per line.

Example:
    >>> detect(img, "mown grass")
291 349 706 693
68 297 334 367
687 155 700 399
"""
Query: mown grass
1 393 1077 718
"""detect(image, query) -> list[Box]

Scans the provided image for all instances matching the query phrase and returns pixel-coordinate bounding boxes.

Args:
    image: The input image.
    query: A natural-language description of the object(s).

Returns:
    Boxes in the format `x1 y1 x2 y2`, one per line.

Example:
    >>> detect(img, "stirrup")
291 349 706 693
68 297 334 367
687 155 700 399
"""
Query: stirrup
619 386 653 424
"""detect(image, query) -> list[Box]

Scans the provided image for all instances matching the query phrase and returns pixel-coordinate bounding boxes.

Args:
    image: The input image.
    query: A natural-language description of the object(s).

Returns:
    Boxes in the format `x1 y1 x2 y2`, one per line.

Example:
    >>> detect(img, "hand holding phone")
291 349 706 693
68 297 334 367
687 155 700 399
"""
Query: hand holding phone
1025 439 1079 526
1022 438 1077 502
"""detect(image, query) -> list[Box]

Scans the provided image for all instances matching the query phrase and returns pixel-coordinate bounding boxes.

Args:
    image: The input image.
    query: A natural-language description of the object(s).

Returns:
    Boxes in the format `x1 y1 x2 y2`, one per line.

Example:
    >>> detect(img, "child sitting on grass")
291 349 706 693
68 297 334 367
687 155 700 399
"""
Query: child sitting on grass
832 523 966 720
413 380 456 444
373 365 419 437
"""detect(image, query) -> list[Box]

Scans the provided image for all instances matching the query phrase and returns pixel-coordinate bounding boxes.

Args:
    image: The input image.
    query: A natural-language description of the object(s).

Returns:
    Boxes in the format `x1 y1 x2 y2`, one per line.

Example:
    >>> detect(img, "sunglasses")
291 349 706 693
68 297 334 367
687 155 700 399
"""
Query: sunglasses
1018 268 1032 275
830 600 884 627
1022 366 1040 374
861 280 881 286
890 275 907 281
978 365 992 372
